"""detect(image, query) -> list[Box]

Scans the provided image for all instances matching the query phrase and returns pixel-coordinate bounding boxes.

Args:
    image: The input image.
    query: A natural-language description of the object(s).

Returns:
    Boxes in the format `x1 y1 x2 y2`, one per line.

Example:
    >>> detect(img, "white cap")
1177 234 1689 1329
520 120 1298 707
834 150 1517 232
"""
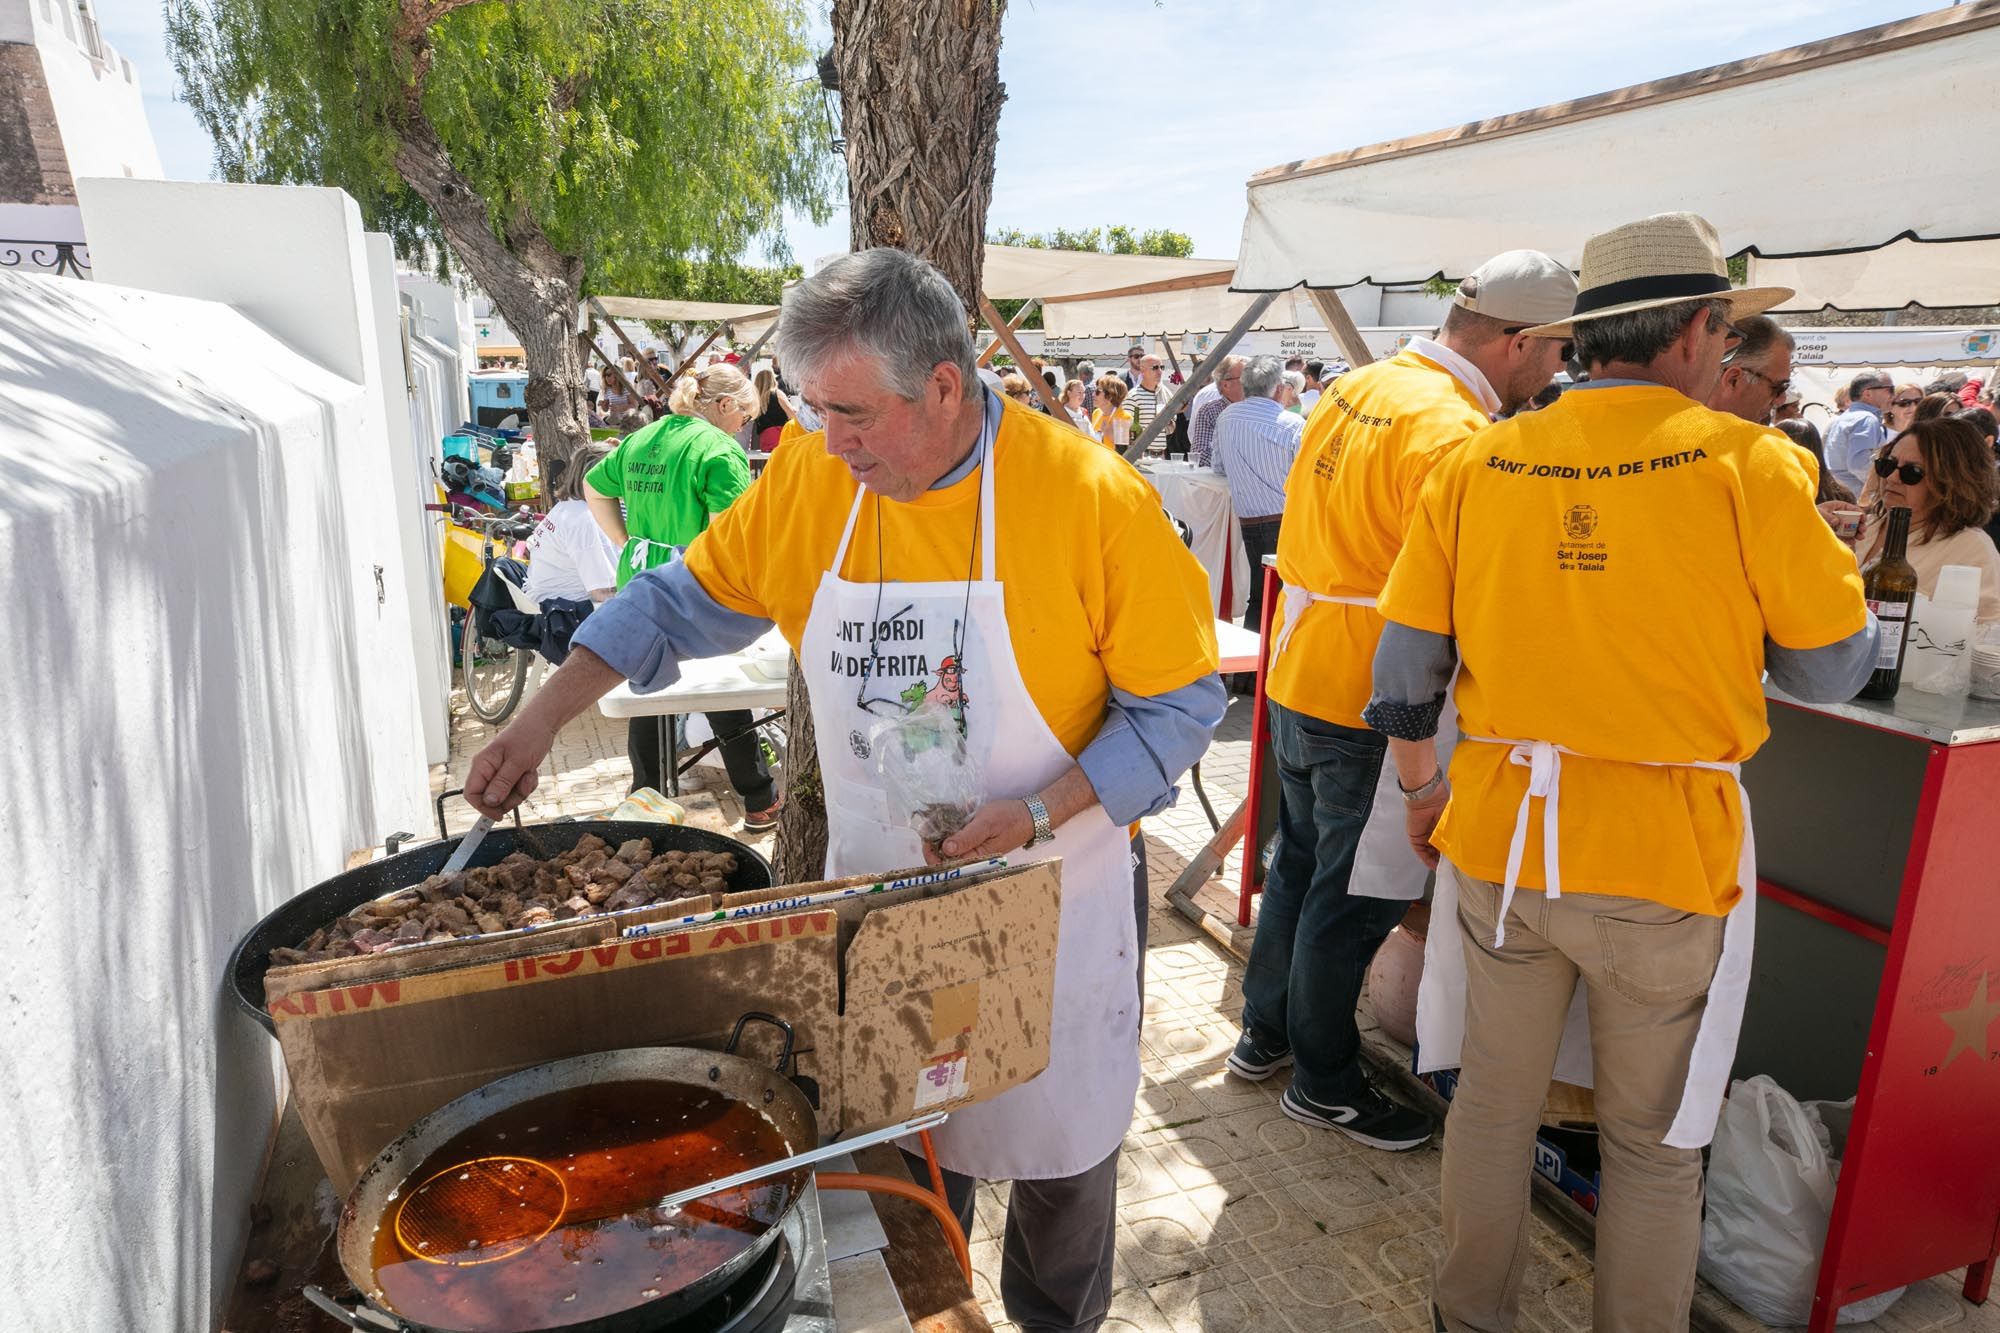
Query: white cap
1935 564 1982 608
1453 250 1579 328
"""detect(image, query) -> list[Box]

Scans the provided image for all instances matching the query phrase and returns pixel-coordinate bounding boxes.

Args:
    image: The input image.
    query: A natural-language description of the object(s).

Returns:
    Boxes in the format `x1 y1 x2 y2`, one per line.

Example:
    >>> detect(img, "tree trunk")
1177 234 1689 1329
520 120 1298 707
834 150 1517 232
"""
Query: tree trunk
393 114 591 478
832 0 1005 306
777 0 1006 883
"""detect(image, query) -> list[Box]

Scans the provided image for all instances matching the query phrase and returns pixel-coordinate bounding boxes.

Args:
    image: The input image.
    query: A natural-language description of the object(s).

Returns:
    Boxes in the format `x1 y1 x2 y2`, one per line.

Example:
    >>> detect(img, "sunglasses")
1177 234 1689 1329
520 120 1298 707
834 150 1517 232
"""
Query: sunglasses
1874 456 1926 485
1893 395 1922 407
1736 364 1790 399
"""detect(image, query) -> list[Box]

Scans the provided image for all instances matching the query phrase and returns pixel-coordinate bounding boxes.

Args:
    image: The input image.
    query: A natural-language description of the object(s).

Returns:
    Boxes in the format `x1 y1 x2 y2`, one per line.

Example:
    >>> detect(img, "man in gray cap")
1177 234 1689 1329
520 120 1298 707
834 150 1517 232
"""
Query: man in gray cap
1229 249 1578 1152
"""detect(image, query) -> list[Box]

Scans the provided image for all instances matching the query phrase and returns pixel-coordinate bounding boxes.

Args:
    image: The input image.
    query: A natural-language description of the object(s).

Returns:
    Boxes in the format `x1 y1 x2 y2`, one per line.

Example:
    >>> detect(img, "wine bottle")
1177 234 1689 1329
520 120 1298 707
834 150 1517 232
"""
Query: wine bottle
1857 506 1918 700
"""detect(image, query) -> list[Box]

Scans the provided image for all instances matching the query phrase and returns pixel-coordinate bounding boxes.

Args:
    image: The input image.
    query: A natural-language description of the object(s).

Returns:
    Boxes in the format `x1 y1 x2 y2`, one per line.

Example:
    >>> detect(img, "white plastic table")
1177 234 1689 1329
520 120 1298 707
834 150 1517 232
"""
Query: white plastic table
596 630 790 795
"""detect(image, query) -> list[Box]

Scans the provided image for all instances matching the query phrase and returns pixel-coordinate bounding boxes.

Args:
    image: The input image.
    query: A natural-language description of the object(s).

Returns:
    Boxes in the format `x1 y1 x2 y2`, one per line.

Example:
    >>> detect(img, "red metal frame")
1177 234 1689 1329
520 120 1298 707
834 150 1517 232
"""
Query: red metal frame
1237 564 1282 927
1755 878 1893 949
1799 734 2000 1329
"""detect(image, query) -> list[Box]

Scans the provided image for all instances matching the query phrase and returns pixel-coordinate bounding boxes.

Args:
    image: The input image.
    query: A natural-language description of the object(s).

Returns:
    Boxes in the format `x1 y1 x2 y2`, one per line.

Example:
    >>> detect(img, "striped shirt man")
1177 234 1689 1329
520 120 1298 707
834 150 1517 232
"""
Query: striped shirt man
1213 394 1305 519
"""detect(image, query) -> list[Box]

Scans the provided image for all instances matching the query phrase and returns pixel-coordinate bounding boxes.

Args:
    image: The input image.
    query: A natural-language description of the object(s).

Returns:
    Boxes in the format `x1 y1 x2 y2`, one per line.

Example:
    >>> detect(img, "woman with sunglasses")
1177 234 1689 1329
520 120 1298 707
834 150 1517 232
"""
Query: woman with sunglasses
1886 382 1924 434
1843 417 2000 623
1091 374 1132 451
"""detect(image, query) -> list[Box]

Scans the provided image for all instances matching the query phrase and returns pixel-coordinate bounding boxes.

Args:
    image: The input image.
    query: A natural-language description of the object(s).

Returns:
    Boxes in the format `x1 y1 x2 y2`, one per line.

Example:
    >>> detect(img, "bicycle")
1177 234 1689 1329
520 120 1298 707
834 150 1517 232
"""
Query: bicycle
436 503 540 725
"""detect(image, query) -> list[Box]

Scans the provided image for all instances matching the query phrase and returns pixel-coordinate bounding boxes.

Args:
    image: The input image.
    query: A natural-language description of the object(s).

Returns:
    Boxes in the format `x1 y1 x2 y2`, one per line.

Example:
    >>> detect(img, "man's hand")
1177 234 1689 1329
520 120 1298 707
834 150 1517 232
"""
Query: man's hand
464 718 556 819
930 799 1036 865
1404 783 1450 869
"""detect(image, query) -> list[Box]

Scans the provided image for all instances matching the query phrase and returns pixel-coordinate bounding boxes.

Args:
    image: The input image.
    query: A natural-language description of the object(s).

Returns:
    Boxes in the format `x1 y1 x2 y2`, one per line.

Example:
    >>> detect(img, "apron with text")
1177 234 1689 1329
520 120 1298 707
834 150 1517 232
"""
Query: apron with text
798 392 1141 1181
1271 586 1460 903
1413 735 1757 1149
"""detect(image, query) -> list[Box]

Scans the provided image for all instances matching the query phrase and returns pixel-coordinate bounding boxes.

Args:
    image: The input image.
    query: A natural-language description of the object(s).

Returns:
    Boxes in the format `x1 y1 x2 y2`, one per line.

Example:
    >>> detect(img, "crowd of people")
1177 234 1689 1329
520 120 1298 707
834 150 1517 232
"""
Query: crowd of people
473 221 2000 1333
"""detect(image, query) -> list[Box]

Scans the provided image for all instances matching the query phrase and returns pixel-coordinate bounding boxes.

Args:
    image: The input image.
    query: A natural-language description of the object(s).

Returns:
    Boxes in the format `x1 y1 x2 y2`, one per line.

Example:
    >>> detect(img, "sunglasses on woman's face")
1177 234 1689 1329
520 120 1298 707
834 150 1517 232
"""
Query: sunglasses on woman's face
1893 395 1922 408
1874 456 1926 485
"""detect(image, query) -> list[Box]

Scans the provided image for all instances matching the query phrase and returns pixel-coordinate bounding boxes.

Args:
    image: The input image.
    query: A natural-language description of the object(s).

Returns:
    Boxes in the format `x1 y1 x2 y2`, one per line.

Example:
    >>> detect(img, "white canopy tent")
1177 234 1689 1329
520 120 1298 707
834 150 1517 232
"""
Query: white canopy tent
1749 239 2000 314
1233 5 2000 294
979 245 1234 301
590 296 781 326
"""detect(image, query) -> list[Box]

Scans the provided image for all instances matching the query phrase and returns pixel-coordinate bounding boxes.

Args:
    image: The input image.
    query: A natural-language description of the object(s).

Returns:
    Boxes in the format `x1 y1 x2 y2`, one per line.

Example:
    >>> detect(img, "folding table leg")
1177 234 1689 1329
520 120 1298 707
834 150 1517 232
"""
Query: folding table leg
659 714 678 797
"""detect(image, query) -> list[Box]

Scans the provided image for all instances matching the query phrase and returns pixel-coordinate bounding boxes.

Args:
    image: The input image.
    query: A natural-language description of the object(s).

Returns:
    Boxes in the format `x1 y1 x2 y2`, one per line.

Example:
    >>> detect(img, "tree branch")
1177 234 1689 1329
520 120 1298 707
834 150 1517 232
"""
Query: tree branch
394 0 486 48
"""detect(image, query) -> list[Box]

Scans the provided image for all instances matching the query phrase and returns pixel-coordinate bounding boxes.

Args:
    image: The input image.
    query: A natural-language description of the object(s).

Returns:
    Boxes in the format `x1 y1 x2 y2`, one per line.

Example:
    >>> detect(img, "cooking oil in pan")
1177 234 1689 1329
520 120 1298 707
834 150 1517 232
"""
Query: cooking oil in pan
370 1079 801 1331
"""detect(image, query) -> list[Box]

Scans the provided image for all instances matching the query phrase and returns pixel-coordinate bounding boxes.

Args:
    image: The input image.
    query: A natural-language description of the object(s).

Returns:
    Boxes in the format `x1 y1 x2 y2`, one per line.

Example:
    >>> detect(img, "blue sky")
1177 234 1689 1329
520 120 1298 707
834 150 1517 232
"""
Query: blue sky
97 0 1945 267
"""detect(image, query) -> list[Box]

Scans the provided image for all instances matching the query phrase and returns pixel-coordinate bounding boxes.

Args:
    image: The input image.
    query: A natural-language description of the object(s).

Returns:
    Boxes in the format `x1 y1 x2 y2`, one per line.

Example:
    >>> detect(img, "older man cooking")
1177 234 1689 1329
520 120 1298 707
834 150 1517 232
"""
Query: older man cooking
464 247 1224 1333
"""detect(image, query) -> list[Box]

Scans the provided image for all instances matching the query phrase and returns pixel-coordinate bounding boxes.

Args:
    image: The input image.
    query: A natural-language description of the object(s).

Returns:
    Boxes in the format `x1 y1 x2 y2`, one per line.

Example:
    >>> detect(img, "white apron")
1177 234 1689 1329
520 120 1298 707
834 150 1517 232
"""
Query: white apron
799 392 1140 1181
1413 735 1757 1149
1271 584 1459 902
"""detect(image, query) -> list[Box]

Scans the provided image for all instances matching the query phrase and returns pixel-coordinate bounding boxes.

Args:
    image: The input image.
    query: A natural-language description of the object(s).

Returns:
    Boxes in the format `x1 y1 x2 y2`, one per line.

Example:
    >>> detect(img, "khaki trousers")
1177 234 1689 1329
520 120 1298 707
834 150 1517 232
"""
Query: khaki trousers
1433 864 1725 1333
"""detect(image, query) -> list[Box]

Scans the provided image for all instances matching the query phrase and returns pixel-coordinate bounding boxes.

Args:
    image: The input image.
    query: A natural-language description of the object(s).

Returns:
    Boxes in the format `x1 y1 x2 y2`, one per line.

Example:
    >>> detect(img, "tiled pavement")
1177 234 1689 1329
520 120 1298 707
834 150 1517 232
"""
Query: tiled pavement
440 688 1996 1332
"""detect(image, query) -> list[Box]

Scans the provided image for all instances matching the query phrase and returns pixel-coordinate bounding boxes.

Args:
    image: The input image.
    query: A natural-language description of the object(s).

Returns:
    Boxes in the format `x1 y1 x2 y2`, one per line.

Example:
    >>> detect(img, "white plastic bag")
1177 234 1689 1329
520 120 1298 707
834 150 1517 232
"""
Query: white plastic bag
1902 592 1975 696
1699 1076 1903 1325
869 700 984 852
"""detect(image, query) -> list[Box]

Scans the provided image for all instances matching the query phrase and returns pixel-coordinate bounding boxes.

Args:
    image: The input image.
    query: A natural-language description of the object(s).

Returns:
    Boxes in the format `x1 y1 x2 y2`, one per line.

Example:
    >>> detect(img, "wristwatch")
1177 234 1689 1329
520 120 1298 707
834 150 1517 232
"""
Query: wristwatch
1397 769 1447 805
1022 794 1054 848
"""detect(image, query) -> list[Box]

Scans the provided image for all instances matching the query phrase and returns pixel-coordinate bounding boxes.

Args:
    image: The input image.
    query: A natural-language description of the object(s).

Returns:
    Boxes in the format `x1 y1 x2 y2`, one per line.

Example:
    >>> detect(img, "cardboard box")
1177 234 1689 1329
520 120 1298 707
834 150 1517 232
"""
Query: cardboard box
267 858 1060 1191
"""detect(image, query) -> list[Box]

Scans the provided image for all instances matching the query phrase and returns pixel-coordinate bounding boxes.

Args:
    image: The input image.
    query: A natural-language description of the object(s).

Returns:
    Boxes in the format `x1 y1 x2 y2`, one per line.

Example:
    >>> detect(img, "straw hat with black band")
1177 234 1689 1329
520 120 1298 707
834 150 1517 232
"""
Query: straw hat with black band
1524 212 1793 339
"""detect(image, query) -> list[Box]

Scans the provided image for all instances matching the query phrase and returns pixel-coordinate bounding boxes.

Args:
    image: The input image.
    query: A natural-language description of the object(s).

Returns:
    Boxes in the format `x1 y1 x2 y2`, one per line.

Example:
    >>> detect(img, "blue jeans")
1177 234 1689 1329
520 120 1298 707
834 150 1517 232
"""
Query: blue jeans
1240 700 1408 1103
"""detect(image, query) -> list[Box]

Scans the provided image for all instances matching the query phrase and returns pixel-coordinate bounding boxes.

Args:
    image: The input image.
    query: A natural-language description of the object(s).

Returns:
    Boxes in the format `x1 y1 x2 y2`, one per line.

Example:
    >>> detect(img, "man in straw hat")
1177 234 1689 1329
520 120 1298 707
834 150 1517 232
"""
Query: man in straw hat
1230 250 1575 1156
1361 213 1880 1331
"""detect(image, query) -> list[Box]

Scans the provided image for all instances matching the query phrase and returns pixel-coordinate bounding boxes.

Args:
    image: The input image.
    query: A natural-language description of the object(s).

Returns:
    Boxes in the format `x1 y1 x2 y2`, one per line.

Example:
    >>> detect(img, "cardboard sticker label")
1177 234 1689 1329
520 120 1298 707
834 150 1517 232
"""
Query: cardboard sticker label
914 1052 971 1109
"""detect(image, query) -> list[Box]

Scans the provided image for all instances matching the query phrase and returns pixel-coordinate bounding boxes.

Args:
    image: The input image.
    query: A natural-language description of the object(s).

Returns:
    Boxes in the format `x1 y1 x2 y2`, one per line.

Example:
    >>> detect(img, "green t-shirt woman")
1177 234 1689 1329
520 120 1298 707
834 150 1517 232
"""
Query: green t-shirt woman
585 368 755 587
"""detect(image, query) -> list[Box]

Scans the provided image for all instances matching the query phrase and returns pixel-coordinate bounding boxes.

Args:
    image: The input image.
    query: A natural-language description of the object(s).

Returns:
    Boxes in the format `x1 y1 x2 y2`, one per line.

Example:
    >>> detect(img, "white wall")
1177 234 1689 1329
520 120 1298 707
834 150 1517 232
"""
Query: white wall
4 0 162 182
366 234 451 765
0 269 432 1331
0 178 433 1329
398 270 475 423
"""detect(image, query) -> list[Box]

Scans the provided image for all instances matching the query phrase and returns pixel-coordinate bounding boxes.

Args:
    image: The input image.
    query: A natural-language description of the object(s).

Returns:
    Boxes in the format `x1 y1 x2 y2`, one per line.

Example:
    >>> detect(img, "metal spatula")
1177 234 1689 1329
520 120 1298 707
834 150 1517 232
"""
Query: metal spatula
440 815 494 877
652 1111 950 1213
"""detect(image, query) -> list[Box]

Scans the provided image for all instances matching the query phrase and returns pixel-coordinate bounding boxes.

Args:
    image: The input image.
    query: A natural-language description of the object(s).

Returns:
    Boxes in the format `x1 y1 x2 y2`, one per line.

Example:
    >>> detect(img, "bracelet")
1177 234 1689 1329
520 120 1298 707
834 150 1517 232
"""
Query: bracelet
1022 794 1054 848
1397 769 1447 805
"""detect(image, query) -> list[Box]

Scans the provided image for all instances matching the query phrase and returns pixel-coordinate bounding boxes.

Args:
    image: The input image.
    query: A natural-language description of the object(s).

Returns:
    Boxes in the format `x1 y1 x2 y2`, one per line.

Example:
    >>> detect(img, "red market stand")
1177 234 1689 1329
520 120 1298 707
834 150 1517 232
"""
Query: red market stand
1738 684 2000 1329
1224 563 2000 1330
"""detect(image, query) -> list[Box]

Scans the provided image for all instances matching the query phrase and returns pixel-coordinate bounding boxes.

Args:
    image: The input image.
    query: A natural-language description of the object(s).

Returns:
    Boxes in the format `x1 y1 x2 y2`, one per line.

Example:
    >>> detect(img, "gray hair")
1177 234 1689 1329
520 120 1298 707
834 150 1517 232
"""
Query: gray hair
776 248 978 401
1732 313 1794 369
1281 369 1306 395
1241 354 1286 399
1572 298 1730 370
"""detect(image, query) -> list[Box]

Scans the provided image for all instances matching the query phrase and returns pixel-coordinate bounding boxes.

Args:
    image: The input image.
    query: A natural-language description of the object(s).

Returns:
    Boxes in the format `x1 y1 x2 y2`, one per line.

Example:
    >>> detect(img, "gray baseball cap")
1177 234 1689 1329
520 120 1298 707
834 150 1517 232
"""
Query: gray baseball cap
1452 250 1578 328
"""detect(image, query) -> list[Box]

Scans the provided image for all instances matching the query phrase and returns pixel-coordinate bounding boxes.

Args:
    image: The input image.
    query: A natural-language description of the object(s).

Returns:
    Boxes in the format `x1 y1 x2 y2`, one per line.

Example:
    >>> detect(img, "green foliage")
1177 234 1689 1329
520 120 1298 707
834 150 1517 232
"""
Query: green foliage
988 224 1196 258
1422 275 1458 300
166 0 837 275
988 296 1040 330
593 257 802 305
1727 253 1750 285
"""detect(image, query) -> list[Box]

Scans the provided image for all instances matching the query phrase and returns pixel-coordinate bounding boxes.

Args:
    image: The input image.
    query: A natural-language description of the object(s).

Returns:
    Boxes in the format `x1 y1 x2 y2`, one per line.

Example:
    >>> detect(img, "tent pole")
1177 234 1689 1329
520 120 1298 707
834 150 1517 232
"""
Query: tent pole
740 321 778 362
978 295 1072 425
976 298 1039 368
673 327 726 378
587 297 677 397
587 339 643 402
1159 332 1183 378
1123 289 1284 460
1305 288 1376 369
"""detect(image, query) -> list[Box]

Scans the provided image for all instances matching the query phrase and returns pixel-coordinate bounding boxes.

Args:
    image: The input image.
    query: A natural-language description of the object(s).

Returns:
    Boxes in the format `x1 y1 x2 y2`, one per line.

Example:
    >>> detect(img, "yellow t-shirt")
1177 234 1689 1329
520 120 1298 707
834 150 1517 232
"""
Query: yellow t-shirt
1268 350 1490 728
683 397 1220 760
1090 407 1132 449
1380 384 1868 915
